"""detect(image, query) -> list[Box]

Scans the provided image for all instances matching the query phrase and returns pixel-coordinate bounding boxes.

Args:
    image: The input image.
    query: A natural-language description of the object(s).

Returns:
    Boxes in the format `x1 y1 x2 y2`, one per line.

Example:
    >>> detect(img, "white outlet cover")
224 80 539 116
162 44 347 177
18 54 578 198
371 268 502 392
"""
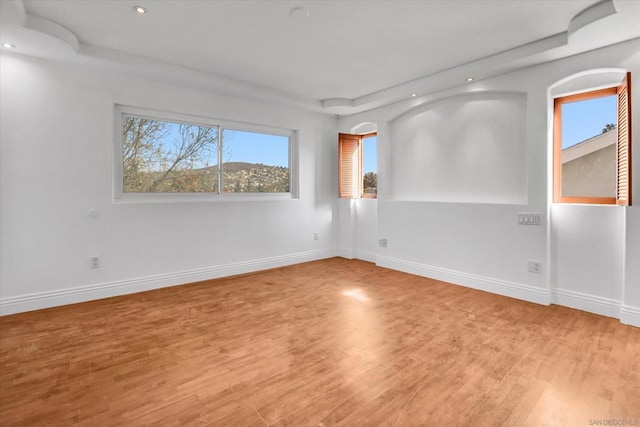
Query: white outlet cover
527 260 542 273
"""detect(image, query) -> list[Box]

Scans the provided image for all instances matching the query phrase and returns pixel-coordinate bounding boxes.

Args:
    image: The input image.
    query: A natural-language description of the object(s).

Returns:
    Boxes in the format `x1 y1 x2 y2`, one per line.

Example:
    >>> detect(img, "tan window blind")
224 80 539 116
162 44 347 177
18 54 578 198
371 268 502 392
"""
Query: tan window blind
616 72 632 206
338 133 361 198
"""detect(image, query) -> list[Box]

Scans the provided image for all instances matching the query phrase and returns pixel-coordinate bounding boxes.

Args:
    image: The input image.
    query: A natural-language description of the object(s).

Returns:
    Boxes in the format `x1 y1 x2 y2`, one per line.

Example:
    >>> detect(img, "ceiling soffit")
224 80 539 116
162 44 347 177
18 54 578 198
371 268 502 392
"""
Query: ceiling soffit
1 0 637 116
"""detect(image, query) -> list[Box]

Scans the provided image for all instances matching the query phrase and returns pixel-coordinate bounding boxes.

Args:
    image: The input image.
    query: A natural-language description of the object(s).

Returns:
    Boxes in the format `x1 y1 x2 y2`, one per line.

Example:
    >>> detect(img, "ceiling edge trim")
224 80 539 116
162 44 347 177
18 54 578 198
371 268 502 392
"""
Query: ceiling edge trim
24 13 79 53
322 0 619 115
568 0 617 38
321 32 568 115
76 44 324 113
5 0 627 117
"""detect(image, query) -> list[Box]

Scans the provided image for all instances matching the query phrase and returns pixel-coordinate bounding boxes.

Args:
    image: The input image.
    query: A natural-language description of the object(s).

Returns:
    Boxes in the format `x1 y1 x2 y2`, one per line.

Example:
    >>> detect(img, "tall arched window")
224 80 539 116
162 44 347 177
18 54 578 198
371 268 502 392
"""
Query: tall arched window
553 72 632 205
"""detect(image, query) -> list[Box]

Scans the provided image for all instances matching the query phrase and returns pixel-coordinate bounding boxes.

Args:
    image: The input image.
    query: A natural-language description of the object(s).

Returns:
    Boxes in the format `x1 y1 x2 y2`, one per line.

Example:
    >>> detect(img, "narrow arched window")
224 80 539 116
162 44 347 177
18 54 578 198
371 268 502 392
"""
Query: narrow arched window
553 72 632 205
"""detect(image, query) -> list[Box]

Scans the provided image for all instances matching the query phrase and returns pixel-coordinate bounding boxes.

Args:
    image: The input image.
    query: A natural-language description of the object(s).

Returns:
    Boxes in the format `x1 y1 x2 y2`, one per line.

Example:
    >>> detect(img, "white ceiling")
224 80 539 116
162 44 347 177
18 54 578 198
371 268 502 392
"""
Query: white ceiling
1 0 639 115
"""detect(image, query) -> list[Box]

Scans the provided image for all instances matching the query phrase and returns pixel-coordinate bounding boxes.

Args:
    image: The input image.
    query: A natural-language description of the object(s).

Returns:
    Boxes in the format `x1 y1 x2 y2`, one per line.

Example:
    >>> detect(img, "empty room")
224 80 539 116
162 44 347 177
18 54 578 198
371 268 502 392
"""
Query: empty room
1 0 639 425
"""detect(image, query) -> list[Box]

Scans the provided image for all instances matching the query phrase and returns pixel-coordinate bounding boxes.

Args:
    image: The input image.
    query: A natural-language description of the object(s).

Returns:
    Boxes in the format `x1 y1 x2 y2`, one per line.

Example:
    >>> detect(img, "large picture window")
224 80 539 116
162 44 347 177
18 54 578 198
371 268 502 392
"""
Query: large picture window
115 106 296 201
221 129 290 193
553 72 632 205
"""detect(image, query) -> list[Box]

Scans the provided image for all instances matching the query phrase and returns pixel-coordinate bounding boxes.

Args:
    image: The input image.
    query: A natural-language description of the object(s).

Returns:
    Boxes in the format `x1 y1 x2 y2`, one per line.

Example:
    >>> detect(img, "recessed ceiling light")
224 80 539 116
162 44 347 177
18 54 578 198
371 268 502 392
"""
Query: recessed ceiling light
290 7 310 19
133 6 147 14
411 93 417 97
2 43 16 49
466 77 474 82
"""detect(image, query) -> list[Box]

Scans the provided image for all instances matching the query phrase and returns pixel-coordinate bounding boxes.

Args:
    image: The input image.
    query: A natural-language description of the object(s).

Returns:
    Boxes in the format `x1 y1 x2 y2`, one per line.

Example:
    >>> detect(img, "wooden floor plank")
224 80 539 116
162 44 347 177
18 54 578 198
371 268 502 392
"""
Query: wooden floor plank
1 258 639 426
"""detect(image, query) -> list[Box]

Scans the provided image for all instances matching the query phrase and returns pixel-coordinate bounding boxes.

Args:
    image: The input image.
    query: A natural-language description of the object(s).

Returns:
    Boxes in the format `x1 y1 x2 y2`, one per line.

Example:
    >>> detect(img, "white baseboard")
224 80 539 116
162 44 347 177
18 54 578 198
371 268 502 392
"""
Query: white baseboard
338 248 377 263
620 305 640 328
4 250 638 329
338 248 355 260
353 249 377 263
550 288 621 319
376 255 639 328
0 249 338 316
376 255 551 306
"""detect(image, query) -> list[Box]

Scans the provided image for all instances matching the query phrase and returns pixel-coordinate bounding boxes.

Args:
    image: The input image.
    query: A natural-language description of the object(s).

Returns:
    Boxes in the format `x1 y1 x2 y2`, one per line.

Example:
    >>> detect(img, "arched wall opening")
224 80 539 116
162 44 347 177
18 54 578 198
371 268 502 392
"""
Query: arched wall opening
547 67 629 317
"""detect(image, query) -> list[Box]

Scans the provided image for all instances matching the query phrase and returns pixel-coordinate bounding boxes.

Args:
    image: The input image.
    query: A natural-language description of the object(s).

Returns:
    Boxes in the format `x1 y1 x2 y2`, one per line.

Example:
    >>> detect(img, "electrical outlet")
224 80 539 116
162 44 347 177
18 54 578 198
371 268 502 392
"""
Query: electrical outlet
379 238 388 248
313 232 318 241
90 256 100 269
518 213 542 226
528 260 542 274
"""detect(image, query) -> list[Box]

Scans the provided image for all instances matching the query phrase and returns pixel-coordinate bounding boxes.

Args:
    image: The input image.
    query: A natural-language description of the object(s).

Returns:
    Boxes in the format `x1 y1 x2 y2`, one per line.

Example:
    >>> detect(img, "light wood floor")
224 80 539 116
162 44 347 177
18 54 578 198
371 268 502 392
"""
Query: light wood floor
1 258 639 426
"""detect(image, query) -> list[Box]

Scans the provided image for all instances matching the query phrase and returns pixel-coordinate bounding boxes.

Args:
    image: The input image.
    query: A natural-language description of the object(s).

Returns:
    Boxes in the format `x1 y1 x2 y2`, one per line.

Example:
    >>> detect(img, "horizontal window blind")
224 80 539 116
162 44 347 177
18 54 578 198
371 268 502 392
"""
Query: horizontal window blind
339 133 361 198
616 72 632 206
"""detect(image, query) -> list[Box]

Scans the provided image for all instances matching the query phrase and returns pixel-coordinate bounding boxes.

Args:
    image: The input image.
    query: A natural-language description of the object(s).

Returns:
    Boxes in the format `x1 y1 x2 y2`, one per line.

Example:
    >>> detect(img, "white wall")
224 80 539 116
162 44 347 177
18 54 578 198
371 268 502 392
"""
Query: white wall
338 199 378 262
550 204 624 317
0 53 338 314
339 38 640 325
390 92 527 204
2 40 639 327
624 207 640 325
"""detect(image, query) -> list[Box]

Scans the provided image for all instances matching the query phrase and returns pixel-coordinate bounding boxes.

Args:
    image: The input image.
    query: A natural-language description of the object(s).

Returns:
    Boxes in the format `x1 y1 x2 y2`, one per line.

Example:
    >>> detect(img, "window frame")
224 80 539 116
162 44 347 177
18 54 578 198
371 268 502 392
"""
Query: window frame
114 105 298 202
552 72 632 205
338 132 377 199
